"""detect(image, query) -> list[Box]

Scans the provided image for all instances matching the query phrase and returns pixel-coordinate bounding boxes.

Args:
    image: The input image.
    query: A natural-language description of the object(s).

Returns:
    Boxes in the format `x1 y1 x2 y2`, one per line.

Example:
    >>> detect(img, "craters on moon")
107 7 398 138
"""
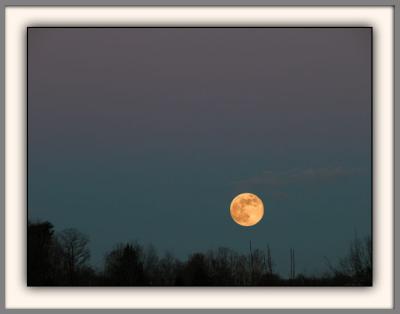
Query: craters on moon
230 193 264 227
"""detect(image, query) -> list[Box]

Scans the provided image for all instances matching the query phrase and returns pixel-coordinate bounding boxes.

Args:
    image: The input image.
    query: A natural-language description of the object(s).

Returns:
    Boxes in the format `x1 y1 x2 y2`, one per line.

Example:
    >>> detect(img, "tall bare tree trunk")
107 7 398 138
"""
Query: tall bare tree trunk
267 244 273 274
289 248 296 280
249 240 253 284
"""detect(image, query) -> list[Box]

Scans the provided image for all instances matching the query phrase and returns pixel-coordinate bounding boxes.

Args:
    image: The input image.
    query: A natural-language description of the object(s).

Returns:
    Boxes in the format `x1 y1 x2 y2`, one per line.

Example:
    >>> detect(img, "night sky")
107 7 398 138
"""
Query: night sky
28 28 371 276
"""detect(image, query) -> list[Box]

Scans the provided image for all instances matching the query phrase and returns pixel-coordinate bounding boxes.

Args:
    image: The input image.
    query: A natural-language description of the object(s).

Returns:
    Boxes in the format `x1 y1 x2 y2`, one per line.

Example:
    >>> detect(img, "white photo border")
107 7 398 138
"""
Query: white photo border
5 6 394 309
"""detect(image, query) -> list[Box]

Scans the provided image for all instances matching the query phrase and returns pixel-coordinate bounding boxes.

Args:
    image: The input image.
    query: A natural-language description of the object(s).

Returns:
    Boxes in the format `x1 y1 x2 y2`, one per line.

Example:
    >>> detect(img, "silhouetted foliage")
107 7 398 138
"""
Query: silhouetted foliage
104 243 145 285
325 234 372 286
181 253 211 286
27 221 56 285
207 248 234 285
27 220 372 286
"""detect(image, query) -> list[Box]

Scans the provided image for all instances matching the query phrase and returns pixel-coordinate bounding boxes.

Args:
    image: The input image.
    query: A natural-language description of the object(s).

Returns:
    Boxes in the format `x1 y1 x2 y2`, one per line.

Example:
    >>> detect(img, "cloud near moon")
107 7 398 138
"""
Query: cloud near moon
230 193 264 227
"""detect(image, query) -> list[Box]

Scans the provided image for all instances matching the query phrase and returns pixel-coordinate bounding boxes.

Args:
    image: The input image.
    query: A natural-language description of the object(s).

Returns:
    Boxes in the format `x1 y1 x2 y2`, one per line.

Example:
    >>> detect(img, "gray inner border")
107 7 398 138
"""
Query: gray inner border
0 0 397 313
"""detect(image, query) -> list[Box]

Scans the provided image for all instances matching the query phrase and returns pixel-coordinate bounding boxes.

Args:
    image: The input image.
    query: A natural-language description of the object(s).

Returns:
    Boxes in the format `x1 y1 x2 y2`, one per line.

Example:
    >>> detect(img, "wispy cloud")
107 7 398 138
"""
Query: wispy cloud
233 167 365 188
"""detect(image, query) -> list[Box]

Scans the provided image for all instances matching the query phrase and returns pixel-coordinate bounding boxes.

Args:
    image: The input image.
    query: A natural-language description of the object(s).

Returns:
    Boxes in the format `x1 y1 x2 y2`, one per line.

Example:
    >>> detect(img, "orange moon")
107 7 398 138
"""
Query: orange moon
230 193 264 227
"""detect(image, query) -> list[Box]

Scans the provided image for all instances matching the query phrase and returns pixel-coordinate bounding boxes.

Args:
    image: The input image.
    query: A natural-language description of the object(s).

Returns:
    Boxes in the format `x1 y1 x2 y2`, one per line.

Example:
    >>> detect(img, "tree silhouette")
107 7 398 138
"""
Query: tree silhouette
27 220 372 286
207 247 234 285
143 244 160 285
104 243 145 285
289 248 296 280
27 221 56 285
181 253 211 286
336 235 372 285
266 244 274 274
158 251 180 285
56 228 90 284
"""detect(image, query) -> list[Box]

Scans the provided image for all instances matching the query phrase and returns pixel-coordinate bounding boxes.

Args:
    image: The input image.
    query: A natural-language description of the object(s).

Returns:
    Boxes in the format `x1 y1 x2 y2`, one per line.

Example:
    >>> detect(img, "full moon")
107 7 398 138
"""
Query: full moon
230 193 264 227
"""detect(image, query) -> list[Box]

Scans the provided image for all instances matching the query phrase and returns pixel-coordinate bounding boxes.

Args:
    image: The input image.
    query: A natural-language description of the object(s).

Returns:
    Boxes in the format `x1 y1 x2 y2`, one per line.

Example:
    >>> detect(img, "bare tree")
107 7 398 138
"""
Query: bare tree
266 244 274 274
57 228 90 283
289 248 296 280
143 244 159 285
338 234 372 284
249 240 254 284
159 251 178 285
325 235 372 285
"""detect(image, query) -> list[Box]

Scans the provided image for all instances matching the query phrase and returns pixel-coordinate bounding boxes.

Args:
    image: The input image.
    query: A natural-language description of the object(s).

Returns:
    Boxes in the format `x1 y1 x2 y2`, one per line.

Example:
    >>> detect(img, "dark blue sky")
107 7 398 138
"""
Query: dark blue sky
28 28 371 276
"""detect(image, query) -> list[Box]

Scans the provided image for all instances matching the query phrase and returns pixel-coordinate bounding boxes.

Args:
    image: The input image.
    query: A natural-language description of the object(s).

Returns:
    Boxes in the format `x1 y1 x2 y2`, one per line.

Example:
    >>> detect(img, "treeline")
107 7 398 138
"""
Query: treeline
28 220 372 286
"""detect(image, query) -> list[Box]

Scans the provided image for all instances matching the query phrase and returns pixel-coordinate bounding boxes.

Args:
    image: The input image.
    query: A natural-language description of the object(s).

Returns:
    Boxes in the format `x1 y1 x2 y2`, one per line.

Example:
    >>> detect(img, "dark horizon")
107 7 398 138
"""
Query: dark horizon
28 27 372 280
28 219 372 286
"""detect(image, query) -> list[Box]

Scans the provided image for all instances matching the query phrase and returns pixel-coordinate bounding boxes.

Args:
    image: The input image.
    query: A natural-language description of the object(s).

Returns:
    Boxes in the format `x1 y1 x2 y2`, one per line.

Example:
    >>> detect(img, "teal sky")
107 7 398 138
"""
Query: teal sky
28 28 371 276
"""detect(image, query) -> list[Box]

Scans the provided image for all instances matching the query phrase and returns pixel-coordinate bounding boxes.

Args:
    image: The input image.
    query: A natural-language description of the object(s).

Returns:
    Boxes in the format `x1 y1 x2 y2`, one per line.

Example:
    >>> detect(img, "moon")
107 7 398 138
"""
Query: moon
230 193 264 227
